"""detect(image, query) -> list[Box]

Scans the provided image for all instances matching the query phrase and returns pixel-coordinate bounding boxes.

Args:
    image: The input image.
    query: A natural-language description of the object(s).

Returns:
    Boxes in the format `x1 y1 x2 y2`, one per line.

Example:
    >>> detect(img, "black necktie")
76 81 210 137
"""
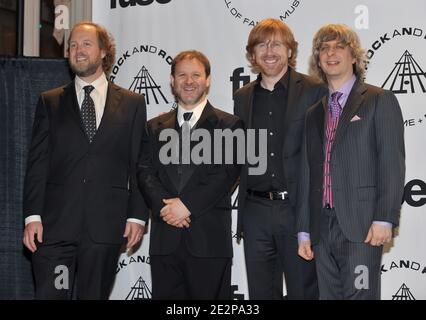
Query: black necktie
81 85 96 143
177 112 193 191
183 112 193 122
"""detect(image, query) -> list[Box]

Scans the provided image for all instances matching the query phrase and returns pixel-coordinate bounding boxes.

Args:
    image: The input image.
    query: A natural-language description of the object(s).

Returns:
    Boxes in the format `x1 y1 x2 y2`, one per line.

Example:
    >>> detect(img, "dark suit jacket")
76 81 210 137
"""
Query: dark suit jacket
297 80 405 243
23 81 148 244
234 68 326 239
138 102 242 258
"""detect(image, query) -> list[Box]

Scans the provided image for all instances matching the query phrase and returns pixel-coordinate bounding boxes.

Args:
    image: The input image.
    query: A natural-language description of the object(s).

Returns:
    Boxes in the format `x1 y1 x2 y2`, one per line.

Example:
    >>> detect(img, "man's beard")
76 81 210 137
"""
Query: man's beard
70 59 102 78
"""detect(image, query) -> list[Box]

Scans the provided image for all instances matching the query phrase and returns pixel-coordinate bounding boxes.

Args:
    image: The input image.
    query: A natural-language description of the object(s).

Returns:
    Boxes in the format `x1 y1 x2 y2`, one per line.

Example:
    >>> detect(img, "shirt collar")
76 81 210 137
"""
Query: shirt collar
75 73 108 95
255 68 290 91
329 75 356 100
177 98 208 128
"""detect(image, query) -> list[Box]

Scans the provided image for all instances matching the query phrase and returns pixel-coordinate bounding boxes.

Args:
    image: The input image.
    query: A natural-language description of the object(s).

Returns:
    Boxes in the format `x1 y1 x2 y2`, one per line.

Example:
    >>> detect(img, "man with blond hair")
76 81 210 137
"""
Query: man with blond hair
297 24 405 299
234 18 326 300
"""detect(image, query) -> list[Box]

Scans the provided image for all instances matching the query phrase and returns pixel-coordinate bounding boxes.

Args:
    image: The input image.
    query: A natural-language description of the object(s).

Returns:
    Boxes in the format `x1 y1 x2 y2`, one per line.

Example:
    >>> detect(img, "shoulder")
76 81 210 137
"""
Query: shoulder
234 80 256 100
359 82 397 103
147 109 174 127
40 83 70 99
362 82 385 94
293 70 327 92
211 105 243 128
110 82 144 100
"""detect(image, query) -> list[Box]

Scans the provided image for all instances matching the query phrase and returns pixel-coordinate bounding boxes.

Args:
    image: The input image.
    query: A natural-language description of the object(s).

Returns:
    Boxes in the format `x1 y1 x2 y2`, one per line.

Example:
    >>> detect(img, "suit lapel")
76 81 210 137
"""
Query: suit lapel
61 82 87 139
156 109 180 193
180 102 217 193
313 96 326 143
332 81 366 152
92 82 123 144
283 69 302 143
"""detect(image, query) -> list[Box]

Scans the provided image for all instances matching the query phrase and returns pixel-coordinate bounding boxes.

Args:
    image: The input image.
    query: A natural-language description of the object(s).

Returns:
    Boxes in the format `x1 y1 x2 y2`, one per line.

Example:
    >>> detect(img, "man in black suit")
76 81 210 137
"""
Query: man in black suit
138 50 242 299
22 22 148 299
234 18 326 300
297 24 405 299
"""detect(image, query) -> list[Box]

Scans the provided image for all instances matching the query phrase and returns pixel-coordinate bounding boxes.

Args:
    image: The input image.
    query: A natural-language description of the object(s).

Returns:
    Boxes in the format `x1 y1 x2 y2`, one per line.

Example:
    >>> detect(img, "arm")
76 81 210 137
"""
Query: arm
296 115 313 260
373 90 405 225
22 95 50 251
365 91 405 246
127 94 149 222
137 123 173 220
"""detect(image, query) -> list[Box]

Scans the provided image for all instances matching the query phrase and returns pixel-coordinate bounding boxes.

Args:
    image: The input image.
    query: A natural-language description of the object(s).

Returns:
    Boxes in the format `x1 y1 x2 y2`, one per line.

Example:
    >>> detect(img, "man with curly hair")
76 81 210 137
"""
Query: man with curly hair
297 24 405 299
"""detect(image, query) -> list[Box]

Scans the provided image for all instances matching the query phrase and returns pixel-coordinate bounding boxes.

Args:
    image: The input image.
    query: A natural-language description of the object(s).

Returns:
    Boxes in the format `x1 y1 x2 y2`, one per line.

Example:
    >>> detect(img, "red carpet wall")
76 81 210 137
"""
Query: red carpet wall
92 0 426 300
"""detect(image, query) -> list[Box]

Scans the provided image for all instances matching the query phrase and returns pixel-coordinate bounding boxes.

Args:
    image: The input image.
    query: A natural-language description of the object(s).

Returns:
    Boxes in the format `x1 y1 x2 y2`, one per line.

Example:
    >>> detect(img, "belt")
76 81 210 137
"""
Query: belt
324 204 333 210
247 189 289 200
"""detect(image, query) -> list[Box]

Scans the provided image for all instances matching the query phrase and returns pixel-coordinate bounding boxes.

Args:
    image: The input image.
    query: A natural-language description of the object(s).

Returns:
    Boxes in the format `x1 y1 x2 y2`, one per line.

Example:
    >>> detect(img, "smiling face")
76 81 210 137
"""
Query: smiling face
170 58 211 110
68 24 105 83
319 39 356 86
252 34 290 82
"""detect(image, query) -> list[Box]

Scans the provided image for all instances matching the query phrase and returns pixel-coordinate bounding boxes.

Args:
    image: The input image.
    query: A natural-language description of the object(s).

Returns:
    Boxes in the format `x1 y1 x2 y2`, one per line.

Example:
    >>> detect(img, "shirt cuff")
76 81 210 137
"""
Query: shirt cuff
297 232 311 244
373 221 392 228
25 215 42 226
126 218 146 226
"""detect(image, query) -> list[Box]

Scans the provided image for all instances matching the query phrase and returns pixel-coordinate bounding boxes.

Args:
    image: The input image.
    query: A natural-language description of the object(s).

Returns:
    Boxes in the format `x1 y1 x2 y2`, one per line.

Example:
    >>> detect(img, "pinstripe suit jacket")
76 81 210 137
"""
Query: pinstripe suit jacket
297 80 405 243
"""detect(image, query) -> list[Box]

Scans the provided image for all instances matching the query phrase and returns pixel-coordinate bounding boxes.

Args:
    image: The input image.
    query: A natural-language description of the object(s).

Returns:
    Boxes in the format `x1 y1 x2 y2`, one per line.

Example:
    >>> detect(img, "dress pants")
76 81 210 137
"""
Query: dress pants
32 231 121 300
314 207 383 300
150 235 232 300
243 195 318 300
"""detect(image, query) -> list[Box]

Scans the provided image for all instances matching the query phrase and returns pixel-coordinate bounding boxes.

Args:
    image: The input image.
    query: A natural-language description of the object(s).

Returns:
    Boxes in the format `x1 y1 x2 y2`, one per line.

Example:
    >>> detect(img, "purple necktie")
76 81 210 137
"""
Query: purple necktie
329 91 343 119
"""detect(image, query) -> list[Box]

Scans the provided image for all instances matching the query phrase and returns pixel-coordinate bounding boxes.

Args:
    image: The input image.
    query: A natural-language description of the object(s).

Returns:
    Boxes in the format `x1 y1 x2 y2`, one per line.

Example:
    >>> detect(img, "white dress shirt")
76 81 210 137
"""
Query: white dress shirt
177 98 208 128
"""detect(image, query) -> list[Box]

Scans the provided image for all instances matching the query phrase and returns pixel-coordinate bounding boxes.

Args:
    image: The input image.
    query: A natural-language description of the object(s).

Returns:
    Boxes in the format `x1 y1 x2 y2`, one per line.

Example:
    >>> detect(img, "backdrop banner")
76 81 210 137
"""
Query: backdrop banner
92 0 426 300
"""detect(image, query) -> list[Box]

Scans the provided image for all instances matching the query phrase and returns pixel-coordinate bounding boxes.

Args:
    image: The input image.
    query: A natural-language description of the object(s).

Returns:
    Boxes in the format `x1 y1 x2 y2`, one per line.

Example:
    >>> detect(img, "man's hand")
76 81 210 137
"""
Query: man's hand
176 217 191 228
23 221 43 253
160 198 191 228
364 223 392 246
298 240 314 261
123 222 145 249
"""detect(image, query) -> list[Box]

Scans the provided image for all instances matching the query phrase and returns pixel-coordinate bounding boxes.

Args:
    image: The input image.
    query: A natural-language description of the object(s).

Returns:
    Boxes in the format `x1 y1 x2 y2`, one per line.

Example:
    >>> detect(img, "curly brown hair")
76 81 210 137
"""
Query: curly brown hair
309 24 366 83
68 21 116 75
245 18 298 72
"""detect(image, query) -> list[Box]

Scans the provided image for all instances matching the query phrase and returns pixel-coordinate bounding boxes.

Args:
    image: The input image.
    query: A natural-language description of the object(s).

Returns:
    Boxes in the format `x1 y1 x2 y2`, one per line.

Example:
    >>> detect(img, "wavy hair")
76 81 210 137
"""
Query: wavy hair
309 24 366 83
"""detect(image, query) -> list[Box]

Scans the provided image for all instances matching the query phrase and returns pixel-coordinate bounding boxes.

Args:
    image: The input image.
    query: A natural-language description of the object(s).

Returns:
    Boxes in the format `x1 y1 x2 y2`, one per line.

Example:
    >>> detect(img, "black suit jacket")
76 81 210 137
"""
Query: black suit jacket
23 81 148 244
234 68 326 239
138 102 242 257
297 81 405 243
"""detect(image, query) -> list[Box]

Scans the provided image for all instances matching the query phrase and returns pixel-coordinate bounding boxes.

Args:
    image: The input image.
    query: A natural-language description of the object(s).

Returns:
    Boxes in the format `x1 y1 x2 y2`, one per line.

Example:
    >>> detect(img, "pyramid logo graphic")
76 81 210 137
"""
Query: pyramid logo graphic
391 283 415 300
125 276 152 300
129 66 169 105
382 50 426 94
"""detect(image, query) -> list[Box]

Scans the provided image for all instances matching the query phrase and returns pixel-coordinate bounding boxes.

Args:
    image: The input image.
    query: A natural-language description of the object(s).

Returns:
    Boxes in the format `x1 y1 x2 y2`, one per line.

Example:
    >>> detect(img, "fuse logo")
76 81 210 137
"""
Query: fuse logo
111 0 172 9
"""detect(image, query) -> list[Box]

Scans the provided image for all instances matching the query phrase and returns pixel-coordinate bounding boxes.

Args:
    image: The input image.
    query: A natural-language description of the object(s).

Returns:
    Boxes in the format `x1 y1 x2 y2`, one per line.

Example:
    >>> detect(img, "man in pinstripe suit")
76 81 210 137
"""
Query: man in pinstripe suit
297 24 405 299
